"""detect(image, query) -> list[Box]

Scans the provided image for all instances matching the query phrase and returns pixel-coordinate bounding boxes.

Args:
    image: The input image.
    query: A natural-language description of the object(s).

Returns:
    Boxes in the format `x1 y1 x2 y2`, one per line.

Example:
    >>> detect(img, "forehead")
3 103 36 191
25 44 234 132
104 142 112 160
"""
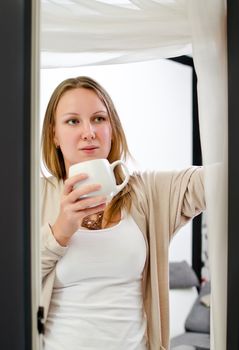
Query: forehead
56 87 107 114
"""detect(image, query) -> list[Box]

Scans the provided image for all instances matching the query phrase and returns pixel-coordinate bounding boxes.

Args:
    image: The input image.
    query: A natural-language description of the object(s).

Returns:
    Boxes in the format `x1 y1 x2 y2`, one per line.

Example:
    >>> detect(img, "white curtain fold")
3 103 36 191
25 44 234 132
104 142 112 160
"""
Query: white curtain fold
41 0 192 67
188 2 227 349
40 1 228 349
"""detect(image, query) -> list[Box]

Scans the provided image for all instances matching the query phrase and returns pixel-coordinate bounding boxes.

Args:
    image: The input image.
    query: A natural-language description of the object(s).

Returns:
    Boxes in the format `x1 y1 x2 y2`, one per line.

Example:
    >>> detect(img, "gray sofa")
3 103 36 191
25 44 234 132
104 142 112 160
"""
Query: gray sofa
169 261 210 350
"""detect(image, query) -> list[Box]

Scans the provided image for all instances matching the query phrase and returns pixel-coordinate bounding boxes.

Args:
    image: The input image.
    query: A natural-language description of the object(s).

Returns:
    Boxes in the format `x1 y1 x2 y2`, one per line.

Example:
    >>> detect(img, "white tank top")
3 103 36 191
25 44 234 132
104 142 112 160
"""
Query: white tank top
44 213 147 350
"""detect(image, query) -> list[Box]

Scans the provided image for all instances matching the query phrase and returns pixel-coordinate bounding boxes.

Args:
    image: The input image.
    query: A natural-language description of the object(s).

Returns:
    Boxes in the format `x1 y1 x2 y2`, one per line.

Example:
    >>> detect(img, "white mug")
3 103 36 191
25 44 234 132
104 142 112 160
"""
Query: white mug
69 158 130 202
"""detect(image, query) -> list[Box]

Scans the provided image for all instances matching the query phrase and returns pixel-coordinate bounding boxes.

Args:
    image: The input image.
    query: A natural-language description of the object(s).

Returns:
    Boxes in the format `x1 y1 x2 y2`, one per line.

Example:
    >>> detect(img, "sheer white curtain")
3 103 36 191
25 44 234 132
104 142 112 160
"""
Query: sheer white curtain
188 2 227 349
41 1 227 349
41 0 192 67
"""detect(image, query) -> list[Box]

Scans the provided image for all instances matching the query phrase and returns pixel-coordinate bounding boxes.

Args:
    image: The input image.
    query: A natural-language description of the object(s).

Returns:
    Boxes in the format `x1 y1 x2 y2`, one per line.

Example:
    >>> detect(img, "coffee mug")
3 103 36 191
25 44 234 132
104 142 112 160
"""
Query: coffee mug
69 158 130 202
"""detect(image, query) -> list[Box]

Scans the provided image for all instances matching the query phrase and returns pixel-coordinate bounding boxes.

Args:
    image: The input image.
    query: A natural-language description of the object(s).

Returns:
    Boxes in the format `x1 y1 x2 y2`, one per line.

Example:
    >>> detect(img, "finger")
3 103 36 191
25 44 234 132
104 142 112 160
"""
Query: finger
63 173 88 196
73 195 107 211
66 201 106 221
69 183 102 202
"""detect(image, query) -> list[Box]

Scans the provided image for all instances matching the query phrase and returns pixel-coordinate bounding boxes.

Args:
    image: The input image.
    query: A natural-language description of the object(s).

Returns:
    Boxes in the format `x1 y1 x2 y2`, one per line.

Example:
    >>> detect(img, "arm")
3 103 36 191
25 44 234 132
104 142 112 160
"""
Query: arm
41 223 68 281
132 166 205 239
169 166 206 238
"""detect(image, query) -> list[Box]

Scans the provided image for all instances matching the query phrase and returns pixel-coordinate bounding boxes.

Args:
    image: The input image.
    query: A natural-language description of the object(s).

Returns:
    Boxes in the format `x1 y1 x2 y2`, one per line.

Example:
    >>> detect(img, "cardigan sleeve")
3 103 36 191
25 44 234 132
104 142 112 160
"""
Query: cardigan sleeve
169 166 206 238
40 176 68 281
41 223 68 281
132 166 205 239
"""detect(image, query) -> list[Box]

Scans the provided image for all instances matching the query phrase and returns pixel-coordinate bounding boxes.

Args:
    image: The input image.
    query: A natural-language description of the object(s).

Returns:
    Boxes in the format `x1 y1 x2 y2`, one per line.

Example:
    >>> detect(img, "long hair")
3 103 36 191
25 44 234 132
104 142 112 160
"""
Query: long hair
41 76 135 224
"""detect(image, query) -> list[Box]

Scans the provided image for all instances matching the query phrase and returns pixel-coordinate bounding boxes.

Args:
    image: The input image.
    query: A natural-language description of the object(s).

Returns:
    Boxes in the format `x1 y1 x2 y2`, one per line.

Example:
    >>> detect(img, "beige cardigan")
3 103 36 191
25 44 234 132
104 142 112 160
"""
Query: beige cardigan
41 166 205 350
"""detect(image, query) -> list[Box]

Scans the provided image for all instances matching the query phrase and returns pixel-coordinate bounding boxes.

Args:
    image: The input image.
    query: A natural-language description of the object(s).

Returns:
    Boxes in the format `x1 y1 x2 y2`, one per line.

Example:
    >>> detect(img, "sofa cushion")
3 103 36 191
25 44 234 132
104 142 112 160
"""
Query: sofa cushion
169 261 200 289
185 282 210 334
171 332 210 349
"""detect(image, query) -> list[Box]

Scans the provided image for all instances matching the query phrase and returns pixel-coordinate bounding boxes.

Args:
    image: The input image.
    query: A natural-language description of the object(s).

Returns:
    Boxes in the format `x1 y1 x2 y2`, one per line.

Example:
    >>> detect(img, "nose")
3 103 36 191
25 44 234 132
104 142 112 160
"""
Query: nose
80 121 96 141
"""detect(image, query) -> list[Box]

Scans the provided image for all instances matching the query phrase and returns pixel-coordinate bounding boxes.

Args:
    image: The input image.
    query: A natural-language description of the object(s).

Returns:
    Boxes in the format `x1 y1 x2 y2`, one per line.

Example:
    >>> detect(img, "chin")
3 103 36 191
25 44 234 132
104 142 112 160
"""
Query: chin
76 156 101 163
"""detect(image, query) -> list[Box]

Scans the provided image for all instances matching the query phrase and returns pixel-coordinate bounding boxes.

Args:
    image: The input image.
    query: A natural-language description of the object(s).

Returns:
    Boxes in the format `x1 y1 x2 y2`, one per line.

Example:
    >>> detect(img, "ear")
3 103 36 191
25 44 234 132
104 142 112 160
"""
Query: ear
53 127 59 147
54 136 58 146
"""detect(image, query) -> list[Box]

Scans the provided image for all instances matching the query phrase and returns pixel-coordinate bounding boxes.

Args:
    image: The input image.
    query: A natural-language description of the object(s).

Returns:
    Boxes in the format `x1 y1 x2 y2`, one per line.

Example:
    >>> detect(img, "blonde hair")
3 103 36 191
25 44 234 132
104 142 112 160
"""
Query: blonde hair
41 76 135 224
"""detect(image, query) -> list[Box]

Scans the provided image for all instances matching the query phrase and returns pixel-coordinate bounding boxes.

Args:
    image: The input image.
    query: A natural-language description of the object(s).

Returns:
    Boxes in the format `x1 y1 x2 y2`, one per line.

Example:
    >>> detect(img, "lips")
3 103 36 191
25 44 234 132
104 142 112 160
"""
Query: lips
80 145 99 151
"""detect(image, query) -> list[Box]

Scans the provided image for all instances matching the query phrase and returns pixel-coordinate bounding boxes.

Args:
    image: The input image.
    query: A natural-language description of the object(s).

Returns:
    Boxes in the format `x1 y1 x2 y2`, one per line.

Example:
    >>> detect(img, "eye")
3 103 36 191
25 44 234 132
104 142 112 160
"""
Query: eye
93 115 107 123
67 118 79 126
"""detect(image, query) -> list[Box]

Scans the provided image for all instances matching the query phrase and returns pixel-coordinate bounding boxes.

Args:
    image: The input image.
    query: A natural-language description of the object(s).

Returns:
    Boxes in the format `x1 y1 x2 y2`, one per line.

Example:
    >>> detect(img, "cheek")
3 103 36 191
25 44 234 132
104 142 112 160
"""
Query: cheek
55 127 72 144
102 127 112 149
101 125 112 147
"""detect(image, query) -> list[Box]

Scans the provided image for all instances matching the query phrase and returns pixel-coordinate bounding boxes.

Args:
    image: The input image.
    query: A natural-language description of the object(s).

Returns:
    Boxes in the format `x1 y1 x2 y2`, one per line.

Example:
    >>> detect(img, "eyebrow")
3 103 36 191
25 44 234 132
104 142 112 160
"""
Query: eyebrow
92 110 108 115
61 112 78 117
61 110 108 118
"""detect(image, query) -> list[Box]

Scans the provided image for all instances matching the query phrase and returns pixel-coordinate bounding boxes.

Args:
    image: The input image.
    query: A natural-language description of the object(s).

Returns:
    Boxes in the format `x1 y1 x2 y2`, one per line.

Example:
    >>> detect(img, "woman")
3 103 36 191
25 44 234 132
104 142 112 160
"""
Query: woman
41 76 205 350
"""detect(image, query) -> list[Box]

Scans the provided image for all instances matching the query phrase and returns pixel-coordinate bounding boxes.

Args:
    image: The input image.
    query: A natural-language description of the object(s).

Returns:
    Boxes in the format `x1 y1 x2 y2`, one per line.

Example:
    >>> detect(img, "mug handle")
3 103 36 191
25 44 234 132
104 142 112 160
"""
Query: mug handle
110 160 130 195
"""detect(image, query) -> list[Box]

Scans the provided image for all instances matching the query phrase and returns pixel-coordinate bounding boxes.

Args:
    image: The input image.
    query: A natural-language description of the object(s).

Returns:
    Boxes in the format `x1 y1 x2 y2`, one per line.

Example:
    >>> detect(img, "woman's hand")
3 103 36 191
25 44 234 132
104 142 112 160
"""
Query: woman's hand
51 173 107 246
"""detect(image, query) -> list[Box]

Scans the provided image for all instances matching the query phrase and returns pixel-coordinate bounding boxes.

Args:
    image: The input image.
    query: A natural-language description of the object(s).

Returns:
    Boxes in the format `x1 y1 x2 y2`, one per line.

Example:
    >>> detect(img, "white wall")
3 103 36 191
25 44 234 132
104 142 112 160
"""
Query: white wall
40 58 193 264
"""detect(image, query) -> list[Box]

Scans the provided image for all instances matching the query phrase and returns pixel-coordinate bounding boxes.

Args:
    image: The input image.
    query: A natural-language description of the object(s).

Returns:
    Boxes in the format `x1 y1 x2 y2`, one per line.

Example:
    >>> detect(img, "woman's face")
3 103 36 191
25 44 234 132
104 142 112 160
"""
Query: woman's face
54 88 112 176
